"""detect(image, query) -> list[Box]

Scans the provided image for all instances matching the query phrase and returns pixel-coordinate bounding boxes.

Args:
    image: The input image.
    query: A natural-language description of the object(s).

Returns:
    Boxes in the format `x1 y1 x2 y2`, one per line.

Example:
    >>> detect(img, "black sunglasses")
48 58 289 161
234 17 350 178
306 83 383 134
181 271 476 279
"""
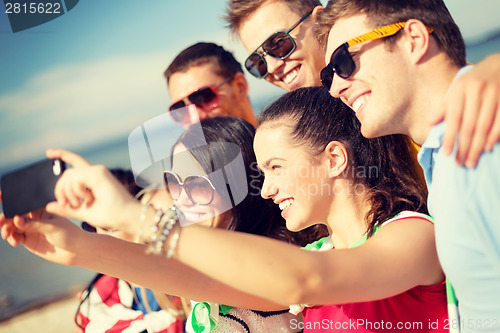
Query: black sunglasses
164 171 215 205
245 10 313 79
321 22 434 90
169 77 232 123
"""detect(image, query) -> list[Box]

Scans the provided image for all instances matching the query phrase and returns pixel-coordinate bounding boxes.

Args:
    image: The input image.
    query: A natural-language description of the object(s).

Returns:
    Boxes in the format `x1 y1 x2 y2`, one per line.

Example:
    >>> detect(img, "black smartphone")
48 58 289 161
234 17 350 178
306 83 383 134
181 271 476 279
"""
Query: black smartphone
1 158 66 218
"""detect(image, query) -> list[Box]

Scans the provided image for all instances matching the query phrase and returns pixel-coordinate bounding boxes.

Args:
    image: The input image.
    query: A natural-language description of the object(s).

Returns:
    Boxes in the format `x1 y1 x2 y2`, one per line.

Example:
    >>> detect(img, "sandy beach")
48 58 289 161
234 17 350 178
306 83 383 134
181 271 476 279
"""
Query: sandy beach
0 295 80 333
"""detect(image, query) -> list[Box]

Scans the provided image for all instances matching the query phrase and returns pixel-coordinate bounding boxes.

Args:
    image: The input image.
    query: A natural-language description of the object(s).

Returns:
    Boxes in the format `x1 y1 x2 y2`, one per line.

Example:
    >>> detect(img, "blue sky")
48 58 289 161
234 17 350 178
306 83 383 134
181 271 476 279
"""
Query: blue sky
1 0 500 173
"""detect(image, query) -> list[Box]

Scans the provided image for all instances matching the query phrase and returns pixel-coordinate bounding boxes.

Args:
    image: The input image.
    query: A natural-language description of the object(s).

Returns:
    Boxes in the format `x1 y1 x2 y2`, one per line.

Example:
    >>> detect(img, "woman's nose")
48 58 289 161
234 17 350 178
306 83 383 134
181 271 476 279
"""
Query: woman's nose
175 187 195 206
261 181 278 199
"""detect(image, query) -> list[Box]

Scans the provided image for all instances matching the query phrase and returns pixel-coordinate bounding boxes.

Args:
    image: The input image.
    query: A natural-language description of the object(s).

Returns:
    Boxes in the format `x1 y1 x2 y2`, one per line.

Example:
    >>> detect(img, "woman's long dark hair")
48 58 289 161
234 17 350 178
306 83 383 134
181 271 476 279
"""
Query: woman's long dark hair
175 116 324 245
258 87 428 237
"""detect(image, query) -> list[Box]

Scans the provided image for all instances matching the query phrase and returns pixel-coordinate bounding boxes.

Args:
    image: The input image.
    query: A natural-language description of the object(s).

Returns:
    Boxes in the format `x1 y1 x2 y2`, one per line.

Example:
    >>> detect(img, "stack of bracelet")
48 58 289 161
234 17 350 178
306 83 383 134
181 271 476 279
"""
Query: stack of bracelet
142 205 181 258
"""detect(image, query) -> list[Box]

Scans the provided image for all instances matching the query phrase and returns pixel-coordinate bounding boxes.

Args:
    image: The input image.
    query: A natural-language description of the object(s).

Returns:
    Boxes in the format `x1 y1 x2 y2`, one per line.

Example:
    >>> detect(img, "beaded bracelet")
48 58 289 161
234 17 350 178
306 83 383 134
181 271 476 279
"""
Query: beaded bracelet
166 221 180 259
142 205 181 257
154 207 176 254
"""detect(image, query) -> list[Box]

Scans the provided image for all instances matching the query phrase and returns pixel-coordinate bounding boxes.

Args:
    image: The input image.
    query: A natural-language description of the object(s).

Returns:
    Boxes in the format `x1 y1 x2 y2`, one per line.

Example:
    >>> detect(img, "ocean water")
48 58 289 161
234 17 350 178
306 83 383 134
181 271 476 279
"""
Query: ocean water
0 37 499 322
466 31 500 63
0 138 132 321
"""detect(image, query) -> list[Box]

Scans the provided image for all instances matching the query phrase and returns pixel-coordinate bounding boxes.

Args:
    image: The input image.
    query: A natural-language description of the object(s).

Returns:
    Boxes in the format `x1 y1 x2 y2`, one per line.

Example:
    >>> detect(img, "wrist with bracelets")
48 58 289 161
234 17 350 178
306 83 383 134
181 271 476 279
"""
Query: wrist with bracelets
140 204 181 258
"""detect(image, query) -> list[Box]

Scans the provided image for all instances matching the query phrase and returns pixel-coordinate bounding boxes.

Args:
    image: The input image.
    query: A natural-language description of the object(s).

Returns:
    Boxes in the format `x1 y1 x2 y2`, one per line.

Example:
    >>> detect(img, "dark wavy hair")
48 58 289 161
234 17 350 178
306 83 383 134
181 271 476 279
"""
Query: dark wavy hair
175 116 324 245
258 87 428 237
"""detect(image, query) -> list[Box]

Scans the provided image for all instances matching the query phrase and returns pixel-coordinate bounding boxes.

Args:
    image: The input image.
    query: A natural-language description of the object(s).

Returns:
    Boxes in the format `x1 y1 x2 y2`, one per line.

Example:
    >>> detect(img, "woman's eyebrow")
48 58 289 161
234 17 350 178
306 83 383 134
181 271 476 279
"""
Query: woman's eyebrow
260 157 286 170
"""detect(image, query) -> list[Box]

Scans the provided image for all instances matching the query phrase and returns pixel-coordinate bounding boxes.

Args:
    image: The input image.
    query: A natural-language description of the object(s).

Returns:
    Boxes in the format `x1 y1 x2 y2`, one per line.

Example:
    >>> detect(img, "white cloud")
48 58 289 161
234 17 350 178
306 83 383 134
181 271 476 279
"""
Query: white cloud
0 51 175 168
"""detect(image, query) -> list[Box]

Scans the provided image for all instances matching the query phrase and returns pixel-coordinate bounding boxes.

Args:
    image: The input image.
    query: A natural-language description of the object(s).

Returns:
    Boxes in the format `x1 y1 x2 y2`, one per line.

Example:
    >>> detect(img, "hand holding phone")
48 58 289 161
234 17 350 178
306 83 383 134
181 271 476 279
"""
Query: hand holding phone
1 158 66 218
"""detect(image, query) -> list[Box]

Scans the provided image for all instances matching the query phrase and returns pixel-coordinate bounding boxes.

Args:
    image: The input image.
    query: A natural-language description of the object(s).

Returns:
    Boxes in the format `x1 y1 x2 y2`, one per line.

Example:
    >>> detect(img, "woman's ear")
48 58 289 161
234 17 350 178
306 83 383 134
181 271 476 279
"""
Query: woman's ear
232 72 249 101
324 141 348 178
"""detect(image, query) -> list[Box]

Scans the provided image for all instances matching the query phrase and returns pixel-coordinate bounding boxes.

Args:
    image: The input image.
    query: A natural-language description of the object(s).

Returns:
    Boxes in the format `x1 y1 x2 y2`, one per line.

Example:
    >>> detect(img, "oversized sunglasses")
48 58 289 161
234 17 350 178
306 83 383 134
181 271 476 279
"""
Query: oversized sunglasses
164 171 215 205
321 22 434 90
245 10 313 79
169 77 233 123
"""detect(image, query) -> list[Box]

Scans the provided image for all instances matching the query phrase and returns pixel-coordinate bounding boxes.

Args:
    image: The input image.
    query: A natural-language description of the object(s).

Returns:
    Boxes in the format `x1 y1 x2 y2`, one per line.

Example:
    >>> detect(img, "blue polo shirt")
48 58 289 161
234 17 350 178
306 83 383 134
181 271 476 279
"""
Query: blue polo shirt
418 67 500 332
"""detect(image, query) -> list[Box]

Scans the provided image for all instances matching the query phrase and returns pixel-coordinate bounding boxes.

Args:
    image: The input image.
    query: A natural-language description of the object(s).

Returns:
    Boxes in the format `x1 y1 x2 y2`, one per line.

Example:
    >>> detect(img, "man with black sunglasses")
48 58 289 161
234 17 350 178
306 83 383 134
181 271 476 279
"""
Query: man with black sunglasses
164 42 256 128
317 0 500 330
225 0 325 91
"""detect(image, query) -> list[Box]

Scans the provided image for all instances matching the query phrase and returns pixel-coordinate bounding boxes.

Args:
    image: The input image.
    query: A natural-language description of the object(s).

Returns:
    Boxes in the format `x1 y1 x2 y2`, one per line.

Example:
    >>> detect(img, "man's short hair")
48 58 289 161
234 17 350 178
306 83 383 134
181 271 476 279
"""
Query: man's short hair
224 0 322 35
315 0 466 68
164 42 243 83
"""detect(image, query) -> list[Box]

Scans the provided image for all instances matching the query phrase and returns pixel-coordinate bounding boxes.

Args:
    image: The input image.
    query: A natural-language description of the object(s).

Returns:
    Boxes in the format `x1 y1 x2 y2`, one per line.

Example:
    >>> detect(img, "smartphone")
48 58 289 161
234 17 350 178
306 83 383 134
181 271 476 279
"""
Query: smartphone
1 158 66 218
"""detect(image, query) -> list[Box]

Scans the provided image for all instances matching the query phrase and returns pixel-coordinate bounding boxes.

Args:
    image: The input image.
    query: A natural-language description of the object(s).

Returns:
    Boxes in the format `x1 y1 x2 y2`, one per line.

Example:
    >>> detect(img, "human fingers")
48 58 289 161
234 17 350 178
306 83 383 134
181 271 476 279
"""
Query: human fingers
455 81 482 166
13 213 49 232
485 103 500 152
46 149 91 168
67 172 94 208
1 215 24 246
462 83 497 168
54 168 88 208
0 214 14 240
45 200 86 220
6 230 23 247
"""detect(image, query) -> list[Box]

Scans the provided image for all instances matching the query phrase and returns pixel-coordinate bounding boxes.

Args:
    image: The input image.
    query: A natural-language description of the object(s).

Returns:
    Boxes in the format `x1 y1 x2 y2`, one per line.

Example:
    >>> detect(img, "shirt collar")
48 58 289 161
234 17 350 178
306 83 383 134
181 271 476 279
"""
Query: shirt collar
418 65 474 185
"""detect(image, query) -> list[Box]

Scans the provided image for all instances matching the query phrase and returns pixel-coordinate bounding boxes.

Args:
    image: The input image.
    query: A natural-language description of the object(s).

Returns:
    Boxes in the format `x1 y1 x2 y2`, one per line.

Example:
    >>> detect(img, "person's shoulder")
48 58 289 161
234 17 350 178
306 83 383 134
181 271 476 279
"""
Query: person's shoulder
368 211 435 245
381 211 433 227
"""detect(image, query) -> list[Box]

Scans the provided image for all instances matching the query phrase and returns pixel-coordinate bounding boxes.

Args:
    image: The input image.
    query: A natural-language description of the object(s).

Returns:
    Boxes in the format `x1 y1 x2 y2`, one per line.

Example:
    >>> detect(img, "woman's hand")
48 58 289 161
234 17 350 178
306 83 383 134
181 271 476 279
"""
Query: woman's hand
0 204 85 266
45 149 141 234
431 54 500 168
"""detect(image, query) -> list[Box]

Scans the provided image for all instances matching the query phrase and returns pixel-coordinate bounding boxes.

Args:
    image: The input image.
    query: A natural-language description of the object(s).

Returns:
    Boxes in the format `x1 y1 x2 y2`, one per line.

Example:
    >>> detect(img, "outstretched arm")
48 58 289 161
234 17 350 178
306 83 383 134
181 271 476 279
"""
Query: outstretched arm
172 218 443 306
27 149 443 308
430 53 500 168
0 211 286 311
2 204 441 308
